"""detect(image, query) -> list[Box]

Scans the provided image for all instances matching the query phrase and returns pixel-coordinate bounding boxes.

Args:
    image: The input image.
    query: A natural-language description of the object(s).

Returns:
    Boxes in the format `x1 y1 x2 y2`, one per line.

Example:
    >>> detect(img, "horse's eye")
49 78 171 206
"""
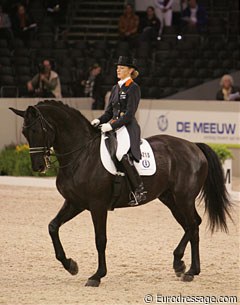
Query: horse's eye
31 129 37 134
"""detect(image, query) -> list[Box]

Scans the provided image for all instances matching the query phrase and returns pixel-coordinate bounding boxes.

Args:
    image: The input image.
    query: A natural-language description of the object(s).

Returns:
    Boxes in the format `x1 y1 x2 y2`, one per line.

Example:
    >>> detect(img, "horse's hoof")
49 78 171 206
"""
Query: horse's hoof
85 279 100 287
68 259 78 275
181 273 194 282
175 262 186 277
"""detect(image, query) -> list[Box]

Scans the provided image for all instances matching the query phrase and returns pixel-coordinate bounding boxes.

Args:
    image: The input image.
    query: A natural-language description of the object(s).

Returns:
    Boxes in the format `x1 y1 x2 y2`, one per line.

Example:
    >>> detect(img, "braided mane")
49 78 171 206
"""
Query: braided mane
36 99 95 129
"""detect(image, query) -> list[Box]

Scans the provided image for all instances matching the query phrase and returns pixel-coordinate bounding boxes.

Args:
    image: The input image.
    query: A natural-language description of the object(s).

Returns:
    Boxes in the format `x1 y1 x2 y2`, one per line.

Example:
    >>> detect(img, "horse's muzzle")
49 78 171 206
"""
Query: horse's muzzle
31 155 47 173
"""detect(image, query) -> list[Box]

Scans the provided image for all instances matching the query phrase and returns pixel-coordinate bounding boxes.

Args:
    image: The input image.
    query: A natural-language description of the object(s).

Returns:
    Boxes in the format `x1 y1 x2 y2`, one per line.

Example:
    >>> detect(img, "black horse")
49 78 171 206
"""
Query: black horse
10 100 232 287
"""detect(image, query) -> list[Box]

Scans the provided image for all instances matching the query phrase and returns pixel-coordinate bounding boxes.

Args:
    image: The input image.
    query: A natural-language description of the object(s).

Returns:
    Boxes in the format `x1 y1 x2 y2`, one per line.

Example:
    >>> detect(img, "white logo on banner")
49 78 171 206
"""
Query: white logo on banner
157 115 168 132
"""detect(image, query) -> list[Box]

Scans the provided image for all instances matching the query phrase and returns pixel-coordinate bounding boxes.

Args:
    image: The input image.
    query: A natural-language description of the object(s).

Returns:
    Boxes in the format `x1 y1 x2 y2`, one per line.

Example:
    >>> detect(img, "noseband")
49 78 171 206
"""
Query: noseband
23 106 54 168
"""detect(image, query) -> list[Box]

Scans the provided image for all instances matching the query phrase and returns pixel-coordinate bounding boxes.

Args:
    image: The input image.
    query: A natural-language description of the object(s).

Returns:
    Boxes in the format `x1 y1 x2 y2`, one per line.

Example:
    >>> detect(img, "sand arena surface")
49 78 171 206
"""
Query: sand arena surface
0 182 239 305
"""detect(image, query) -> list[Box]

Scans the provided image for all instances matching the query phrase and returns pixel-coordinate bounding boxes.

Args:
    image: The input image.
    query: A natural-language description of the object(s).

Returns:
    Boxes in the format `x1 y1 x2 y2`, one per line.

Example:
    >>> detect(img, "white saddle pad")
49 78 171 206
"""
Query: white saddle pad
100 126 156 176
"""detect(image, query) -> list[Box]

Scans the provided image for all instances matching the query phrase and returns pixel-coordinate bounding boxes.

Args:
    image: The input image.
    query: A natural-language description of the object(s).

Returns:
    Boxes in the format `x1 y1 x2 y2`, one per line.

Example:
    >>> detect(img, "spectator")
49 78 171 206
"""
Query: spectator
118 3 139 46
27 59 62 98
81 63 105 110
216 75 240 101
172 0 185 28
181 0 207 33
44 0 68 39
0 5 13 42
45 0 60 13
11 4 37 44
181 0 188 10
154 0 173 36
45 0 67 20
139 6 160 42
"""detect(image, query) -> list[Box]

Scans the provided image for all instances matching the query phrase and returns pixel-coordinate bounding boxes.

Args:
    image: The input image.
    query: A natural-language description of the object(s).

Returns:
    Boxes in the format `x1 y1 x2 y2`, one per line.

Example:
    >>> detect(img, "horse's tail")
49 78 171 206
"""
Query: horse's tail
196 143 232 233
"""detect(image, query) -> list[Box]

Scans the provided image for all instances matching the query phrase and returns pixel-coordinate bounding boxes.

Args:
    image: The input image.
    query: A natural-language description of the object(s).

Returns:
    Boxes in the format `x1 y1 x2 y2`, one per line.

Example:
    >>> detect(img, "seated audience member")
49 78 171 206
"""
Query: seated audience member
216 74 240 101
181 0 188 10
154 0 173 36
11 4 37 44
118 4 139 46
44 0 68 38
27 59 62 98
0 5 13 42
81 63 105 110
172 0 187 28
182 0 207 32
45 0 60 13
140 6 160 42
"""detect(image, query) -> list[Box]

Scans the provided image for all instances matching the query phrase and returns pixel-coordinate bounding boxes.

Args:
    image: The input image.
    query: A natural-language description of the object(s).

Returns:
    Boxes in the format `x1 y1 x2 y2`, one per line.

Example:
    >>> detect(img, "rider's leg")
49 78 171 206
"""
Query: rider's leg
104 131 122 171
121 154 146 205
104 131 117 160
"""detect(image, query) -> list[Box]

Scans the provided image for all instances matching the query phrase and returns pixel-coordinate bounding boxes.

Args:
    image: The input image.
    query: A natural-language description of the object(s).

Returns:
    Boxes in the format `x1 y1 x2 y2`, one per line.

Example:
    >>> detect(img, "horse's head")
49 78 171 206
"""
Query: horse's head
10 106 55 173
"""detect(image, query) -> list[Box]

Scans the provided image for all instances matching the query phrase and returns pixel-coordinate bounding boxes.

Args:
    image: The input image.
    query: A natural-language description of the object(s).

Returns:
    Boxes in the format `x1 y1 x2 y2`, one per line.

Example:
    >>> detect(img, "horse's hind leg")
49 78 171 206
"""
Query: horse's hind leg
159 191 189 277
48 200 84 275
182 207 202 281
160 192 202 281
173 230 190 277
174 195 202 282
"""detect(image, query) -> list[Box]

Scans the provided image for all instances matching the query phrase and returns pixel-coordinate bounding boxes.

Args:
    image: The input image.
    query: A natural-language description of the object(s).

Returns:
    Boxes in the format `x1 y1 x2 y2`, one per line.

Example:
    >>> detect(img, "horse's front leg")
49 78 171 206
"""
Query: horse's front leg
85 205 108 287
48 200 84 275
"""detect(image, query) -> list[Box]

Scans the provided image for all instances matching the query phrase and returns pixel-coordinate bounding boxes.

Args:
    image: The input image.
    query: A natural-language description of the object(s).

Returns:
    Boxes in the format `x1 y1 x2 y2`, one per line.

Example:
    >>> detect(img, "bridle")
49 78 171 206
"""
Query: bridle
23 106 54 169
23 106 100 170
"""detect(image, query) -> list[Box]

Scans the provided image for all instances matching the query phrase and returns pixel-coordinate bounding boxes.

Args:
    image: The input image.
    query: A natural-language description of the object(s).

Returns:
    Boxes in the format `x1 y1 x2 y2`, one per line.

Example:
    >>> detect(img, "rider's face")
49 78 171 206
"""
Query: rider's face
117 65 133 80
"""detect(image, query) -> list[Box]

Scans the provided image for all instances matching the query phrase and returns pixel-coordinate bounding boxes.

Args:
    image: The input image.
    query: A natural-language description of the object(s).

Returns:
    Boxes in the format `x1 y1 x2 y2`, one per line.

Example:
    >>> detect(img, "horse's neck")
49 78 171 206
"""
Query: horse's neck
43 106 95 155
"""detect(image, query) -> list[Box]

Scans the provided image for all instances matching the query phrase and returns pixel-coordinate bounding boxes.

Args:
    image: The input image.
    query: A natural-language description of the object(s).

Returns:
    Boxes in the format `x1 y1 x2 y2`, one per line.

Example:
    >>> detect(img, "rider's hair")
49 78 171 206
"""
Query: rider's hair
131 70 139 79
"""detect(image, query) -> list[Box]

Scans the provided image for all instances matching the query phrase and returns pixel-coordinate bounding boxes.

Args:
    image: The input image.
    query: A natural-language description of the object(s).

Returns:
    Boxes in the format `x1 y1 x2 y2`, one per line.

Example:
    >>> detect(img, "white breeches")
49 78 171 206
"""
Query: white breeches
155 8 173 34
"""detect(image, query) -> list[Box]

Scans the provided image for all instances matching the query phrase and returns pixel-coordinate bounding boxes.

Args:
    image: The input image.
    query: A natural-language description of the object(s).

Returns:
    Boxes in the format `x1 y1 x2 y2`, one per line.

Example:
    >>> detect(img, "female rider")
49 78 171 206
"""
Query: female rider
91 56 146 205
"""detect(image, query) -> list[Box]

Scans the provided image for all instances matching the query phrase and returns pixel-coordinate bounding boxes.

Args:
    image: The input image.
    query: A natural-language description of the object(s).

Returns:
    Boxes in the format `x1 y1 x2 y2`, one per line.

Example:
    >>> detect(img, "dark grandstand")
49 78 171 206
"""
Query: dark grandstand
0 0 239 98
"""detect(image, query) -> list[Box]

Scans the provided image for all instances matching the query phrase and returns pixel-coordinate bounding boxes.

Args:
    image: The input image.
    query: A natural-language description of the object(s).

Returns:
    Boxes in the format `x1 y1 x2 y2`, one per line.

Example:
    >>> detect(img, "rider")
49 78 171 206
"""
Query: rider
91 56 146 205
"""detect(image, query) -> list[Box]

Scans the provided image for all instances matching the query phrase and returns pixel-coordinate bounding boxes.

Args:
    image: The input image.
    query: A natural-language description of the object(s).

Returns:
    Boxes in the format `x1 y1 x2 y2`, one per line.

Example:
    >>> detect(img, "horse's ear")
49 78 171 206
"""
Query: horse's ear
27 106 38 117
9 107 25 117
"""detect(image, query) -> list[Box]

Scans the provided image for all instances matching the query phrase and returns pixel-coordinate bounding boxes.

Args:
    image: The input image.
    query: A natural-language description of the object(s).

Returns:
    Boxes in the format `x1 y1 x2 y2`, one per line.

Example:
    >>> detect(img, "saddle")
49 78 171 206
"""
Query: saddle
100 126 156 210
100 126 156 176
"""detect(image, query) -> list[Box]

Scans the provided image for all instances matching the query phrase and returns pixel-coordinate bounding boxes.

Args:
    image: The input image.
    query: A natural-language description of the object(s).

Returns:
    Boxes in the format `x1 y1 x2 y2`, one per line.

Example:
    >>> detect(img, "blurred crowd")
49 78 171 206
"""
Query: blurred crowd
118 0 208 46
0 0 239 104
0 0 67 45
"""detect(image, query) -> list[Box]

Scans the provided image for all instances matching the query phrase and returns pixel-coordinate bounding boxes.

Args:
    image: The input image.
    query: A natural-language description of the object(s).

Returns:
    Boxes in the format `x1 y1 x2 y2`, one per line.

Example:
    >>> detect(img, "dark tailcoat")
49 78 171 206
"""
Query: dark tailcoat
98 79 141 162
182 5 207 31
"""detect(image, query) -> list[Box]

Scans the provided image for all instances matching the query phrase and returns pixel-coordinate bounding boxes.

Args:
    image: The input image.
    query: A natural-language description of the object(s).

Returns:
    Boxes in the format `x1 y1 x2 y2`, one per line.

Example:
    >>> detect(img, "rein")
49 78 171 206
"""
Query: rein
50 133 100 169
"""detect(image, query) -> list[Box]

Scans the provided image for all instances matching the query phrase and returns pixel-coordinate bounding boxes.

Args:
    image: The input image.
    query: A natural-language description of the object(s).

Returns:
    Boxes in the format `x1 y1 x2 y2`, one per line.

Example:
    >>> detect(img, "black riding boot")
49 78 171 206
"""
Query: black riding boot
121 154 147 205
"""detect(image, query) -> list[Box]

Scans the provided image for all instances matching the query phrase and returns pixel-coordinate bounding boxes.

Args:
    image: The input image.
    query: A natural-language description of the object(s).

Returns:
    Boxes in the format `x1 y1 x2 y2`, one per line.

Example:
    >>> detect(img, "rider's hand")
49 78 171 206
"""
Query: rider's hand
101 123 112 133
91 119 100 127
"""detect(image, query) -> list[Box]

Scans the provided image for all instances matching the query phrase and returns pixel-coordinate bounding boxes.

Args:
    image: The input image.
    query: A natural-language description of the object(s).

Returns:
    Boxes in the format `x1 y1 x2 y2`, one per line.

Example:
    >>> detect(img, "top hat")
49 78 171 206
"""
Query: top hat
115 56 138 70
